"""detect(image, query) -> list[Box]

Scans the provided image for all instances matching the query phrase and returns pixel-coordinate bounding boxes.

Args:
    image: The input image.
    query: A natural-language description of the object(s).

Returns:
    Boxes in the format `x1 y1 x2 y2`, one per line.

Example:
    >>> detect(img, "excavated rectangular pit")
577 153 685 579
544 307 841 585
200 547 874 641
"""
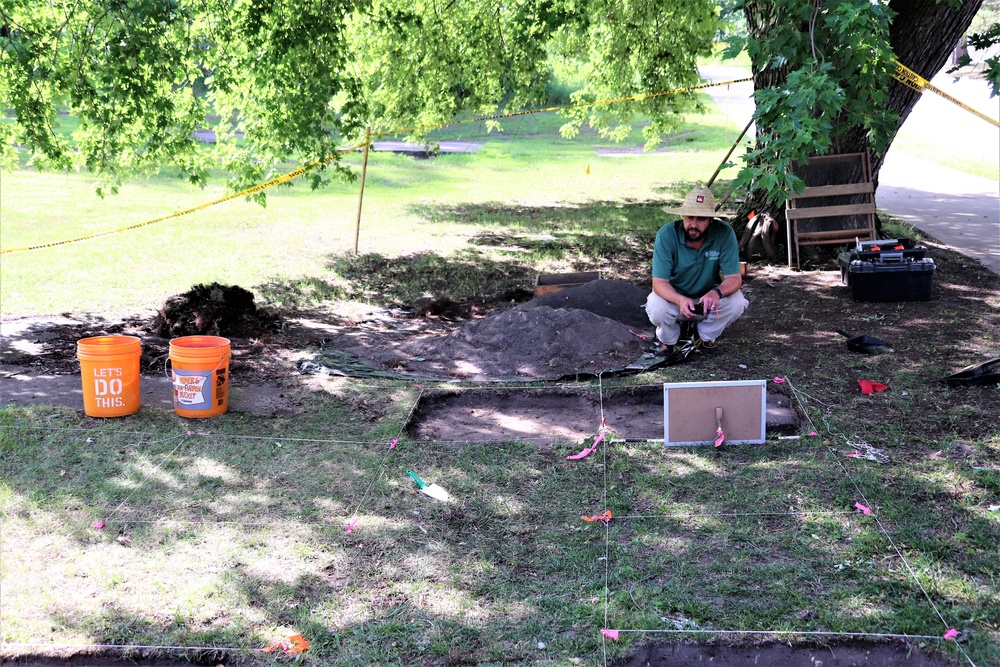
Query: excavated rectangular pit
408 385 663 444
407 384 800 444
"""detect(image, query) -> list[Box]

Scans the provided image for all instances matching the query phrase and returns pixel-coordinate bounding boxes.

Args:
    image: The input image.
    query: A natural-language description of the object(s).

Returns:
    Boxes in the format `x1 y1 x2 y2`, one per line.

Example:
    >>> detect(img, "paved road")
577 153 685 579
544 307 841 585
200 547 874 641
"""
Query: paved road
699 65 1000 275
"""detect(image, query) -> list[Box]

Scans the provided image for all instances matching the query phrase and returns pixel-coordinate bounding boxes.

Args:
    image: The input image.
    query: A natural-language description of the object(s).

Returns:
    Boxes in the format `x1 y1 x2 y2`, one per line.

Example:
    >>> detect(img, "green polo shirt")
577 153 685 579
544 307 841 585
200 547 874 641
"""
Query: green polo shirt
652 219 741 298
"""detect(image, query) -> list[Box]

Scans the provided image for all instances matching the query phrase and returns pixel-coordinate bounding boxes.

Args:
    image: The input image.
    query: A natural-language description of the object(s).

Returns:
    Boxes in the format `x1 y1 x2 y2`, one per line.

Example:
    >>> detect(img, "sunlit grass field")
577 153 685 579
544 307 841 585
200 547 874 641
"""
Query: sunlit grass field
0 101 741 319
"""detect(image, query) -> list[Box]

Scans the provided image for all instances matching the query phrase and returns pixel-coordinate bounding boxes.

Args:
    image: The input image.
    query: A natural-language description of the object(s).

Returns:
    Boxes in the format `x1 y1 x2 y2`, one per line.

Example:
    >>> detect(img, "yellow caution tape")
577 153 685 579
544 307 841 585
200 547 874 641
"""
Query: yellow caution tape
893 61 999 128
0 146 363 255
376 78 754 138
1 78 754 255
8 64 993 256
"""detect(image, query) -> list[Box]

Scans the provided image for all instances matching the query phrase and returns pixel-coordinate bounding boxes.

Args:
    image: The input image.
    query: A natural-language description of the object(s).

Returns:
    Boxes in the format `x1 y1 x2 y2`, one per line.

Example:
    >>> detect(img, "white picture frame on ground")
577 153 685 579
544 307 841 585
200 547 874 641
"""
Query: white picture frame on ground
663 380 767 446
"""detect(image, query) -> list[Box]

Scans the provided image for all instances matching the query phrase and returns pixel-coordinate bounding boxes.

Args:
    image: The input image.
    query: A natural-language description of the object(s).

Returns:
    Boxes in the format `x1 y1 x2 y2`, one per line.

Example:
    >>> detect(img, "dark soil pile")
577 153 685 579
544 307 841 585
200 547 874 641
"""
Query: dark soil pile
516 279 651 329
391 305 647 380
151 283 279 338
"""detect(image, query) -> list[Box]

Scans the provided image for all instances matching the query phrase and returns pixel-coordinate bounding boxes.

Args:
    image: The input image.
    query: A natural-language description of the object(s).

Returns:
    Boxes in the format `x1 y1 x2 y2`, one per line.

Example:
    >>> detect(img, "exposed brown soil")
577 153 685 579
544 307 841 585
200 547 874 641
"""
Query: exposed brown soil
410 385 665 444
3 249 999 438
611 639 955 666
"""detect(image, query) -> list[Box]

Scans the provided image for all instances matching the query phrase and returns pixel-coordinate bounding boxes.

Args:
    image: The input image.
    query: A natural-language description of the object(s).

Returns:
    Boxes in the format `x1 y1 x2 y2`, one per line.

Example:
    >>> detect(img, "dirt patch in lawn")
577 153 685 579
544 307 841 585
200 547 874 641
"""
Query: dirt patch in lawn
611 639 957 666
409 385 665 444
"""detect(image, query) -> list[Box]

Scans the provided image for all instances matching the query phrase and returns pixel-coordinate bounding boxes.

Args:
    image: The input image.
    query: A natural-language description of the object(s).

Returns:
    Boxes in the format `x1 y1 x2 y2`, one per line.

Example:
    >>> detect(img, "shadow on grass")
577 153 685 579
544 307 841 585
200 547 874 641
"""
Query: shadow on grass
2 408 997 664
274 199 673 310
1 223 999 666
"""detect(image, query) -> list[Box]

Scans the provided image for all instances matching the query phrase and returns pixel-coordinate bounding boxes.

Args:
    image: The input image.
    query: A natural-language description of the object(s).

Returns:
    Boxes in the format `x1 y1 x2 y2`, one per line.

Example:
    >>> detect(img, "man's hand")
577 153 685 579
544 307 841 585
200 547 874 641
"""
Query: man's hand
699 289 722 313
679 298 701 318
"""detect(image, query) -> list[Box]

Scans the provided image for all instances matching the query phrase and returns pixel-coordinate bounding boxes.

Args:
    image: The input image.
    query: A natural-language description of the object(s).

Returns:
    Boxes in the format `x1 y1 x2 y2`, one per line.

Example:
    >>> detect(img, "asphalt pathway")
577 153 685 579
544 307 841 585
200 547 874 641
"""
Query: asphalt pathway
699 65 1000 276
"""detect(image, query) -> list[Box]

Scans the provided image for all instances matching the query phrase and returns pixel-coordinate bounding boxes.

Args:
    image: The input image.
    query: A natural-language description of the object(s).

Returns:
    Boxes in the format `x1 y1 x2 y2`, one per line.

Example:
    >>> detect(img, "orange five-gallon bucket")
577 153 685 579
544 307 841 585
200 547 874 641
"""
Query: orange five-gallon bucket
77 336 142 417
169 336 231 418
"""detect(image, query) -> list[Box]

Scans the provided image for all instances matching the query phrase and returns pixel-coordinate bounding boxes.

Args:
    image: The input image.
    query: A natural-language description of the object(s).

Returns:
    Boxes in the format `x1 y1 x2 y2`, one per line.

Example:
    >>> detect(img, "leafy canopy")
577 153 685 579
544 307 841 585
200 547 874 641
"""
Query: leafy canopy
0 0 718 197
4 0 990 206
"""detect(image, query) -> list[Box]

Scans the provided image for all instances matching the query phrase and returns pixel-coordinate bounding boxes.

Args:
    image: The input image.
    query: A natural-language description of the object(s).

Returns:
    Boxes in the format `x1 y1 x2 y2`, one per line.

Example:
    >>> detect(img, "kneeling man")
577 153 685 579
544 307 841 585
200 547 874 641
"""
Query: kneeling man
645 186 749 356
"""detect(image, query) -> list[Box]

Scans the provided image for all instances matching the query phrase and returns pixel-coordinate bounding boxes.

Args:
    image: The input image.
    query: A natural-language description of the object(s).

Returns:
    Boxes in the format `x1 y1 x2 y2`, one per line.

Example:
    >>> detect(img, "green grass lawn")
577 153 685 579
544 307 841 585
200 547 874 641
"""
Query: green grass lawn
0 97 741 319
3 376 997 665
2 88 998 667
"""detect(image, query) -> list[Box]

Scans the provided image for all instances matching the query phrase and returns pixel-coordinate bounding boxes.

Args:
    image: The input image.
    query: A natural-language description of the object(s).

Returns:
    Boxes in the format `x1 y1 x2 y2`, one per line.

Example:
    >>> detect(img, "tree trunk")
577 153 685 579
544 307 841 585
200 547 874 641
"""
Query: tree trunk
876 0 985 185
736 0 984 247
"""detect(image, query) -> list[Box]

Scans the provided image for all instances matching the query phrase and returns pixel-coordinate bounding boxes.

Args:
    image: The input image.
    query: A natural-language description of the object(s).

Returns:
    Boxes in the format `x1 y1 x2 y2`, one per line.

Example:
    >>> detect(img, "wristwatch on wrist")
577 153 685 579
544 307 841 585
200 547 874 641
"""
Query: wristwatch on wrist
713 287 724 299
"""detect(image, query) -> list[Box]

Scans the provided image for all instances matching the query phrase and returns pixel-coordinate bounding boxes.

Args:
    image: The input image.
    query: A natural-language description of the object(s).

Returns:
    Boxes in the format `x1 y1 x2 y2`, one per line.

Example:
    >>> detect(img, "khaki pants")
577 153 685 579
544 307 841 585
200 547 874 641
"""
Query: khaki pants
645 290 749 344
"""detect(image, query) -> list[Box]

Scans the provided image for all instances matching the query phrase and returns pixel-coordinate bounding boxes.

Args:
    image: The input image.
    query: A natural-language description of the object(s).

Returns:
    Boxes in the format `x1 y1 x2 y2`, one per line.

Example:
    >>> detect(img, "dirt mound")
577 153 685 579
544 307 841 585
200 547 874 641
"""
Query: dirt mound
391 305 647 379
151 283 279 339
516 279 651 329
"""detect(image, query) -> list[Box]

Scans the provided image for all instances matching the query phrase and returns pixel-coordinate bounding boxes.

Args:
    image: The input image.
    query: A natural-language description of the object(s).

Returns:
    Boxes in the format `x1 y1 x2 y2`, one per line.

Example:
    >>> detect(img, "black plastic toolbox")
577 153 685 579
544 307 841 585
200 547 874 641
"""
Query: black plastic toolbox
839 256 936 301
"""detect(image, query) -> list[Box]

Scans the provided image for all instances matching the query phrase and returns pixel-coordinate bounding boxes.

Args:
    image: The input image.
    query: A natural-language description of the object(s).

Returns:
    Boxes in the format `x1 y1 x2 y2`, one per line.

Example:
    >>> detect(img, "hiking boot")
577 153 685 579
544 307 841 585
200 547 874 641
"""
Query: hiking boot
694 338 723 356
653 343 679 357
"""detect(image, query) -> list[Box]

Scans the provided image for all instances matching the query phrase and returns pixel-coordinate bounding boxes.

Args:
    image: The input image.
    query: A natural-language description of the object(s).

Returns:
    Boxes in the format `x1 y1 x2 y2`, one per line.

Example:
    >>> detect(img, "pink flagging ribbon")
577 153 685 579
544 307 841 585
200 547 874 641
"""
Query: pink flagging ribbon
854 502 872 515
628 329 649 341
389 438 398 450
773 377 786 384
601 629 619 639
91 520 105 530
714 428 724 448
582 510 613 523
345 518 359 534
566 430 606 461
566 445 596 461
944 628 959 641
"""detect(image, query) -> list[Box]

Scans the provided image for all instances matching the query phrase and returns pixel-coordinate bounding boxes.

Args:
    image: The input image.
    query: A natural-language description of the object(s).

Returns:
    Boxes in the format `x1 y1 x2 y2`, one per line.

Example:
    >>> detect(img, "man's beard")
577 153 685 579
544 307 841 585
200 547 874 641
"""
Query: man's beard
685 226 707 243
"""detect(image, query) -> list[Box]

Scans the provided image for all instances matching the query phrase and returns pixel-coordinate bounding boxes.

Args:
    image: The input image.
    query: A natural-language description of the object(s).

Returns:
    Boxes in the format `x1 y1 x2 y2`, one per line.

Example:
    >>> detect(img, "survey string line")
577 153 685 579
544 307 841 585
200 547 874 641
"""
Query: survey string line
66 517 341 527
303 373 621 391
828 450 977 667
0 423 405 447
782 375 819 435
786 377 977 667
618 510 854 519
0 422 612 451
100 432 191 525
347 385 425 525
597 366 612 663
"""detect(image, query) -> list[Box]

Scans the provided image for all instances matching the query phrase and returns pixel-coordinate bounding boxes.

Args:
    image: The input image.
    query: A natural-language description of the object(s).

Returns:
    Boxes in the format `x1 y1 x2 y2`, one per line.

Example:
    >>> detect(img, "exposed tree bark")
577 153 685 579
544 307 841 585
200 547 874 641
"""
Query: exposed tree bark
736 0 984 246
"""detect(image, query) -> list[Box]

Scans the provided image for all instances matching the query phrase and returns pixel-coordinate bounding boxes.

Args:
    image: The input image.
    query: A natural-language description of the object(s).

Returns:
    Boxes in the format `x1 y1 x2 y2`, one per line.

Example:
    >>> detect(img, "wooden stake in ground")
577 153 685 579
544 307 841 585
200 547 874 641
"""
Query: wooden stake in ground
353 126 372 255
